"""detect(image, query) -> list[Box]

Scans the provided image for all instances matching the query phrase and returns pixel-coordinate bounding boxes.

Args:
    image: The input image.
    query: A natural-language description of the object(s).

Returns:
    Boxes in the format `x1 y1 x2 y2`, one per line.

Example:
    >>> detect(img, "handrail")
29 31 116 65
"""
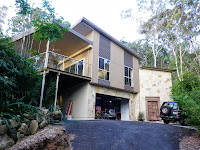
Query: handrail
32 51 91 77
29 52 46 59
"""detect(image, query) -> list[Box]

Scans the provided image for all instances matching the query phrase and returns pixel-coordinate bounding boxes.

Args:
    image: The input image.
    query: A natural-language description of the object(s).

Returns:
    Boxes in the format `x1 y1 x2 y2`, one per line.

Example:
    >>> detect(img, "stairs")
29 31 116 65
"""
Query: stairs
50 114 64 125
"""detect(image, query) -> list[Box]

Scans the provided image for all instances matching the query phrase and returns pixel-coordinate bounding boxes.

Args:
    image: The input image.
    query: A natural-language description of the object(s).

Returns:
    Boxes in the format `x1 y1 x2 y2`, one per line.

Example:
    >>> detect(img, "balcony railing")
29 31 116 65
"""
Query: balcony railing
32 51 91 78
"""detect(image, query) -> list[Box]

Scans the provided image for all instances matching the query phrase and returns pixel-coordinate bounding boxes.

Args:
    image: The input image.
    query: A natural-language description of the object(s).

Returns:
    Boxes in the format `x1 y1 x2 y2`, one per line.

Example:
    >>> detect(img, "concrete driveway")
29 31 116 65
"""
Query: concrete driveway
63 120 196 150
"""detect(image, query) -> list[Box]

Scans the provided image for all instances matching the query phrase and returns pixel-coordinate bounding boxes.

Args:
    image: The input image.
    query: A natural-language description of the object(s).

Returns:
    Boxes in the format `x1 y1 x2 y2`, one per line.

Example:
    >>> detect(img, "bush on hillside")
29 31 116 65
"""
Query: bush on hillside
171 71 200 132
0 34 41 126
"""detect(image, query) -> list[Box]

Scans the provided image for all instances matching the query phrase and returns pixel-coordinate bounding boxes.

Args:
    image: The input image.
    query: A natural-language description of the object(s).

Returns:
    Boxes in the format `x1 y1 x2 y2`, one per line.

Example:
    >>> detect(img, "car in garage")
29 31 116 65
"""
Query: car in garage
160 101 186 125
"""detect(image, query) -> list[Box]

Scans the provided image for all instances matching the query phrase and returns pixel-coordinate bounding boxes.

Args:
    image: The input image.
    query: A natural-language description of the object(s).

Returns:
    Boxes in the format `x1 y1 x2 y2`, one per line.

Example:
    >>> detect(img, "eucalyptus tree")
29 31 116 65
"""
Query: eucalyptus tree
0 5 8 32
160 0 200 80
13 0 70 57
121 39 153 66
121 39 171 68
122 0 200 80
121 0 169 68
8 7 48 35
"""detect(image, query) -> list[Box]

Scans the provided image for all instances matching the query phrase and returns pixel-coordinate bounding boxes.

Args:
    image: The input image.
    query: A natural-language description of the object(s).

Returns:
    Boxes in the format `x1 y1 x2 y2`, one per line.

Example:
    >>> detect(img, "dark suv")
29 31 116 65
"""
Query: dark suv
160 101 186 125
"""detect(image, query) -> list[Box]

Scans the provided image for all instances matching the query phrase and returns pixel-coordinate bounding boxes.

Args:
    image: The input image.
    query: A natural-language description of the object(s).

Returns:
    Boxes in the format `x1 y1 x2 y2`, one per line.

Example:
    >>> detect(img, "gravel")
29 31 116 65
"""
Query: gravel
179 133 200 150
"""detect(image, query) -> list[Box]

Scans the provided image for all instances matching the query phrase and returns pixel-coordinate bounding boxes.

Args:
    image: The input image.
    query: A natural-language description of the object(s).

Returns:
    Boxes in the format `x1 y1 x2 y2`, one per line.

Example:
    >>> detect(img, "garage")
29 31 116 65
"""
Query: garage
95 93 129 121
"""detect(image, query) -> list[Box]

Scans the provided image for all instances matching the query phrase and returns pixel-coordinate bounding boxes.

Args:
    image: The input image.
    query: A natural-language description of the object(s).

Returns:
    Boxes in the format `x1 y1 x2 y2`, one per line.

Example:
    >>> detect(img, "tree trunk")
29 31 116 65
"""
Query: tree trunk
152 36 157 67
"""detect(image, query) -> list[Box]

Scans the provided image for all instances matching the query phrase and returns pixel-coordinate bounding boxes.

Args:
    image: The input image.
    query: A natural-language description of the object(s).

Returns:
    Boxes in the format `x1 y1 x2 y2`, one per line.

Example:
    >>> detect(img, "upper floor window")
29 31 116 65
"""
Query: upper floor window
98 57 110 80
124 66 133 87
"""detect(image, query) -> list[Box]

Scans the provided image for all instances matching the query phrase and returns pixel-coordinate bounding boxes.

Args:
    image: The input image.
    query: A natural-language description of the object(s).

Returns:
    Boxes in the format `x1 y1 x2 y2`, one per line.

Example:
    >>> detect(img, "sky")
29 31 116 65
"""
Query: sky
1 0 143 42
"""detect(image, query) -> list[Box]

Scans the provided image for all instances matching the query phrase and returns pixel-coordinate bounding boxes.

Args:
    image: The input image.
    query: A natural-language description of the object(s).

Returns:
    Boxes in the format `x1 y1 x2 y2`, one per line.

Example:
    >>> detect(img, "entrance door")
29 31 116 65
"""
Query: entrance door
148 101 159 120
146 97 160 121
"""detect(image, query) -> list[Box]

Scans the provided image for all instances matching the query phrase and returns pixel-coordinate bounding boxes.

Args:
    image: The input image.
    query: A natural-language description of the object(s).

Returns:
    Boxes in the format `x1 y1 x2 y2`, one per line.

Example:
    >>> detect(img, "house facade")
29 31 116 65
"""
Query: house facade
13 17 174 121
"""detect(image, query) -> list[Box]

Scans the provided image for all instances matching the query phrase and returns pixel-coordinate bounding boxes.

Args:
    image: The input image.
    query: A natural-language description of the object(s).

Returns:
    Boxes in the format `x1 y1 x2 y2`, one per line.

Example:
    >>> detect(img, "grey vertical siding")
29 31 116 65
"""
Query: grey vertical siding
124 51 133 68
124 51 134 91
99 34 110 59
124 85 134 91
98 79 110 86
98 34 111 86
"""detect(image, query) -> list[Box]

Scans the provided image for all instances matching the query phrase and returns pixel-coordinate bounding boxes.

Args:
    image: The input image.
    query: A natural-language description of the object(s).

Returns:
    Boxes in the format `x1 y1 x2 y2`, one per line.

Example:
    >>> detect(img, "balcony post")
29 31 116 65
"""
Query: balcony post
62 58 64 71
54 73 60 111
39 40 50 108
39 71 46 108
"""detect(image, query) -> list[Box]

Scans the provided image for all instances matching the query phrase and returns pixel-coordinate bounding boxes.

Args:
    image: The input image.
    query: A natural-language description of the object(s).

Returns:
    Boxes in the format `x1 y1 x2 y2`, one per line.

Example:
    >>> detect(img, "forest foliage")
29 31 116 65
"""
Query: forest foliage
172 72 200 131
0 34 41 126
0 0 70 126
122 0 200 78
122 0 200 130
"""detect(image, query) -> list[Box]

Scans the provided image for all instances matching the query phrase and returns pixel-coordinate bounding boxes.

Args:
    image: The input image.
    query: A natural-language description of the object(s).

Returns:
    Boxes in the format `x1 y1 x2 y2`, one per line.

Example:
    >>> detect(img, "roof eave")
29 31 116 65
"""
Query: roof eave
78 17 142 60
140 66 176 73
12 20 93 46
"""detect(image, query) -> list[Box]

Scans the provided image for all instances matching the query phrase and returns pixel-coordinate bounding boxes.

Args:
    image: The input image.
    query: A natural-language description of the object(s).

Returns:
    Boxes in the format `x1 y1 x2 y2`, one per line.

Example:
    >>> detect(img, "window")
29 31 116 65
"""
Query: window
124 66 133 87
98 57 110 80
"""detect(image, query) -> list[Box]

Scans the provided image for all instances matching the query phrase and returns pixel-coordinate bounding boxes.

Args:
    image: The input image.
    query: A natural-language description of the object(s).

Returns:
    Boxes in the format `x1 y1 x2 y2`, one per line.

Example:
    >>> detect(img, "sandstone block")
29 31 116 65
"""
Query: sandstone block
24 113 36 120
29 120 38 135
18 123 28 135
0 125 8 135
0 120 3 126
36 114 43 123
7 128 18 143
0 133 14 150
53 111 62 120
21 118 30 127
17 132 25 142
9 119 20 128
39 120 47 129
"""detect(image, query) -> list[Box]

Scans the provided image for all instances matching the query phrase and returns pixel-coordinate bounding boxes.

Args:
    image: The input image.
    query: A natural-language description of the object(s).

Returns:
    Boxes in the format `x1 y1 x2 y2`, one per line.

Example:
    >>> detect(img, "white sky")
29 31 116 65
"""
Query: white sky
1 0 143 42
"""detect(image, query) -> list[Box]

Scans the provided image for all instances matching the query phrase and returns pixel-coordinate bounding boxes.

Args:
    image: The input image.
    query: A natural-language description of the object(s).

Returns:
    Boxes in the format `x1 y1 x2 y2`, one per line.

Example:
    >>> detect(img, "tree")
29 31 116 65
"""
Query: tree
0 5 8 32
171 71 200 132
8 7 48 35
121 39 153 66
121 39 171 68
121 0 169 67
160 1 200 80
122 0 200 79
0 33 42 104
10 0 70 58
0 33 41 126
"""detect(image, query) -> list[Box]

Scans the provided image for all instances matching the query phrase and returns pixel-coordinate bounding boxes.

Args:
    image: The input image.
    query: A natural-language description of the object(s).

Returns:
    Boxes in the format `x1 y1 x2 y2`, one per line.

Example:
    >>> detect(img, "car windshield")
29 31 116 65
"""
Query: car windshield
163 102 178 109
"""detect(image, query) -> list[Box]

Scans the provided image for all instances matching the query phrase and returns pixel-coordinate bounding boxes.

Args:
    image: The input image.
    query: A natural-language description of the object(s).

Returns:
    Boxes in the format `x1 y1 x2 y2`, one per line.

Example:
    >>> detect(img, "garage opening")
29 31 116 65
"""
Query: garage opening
95 93 129 121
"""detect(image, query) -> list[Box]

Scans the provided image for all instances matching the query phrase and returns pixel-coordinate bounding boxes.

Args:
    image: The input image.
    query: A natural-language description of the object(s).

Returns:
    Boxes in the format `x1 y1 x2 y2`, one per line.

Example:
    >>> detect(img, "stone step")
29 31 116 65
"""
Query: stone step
53 122 65 125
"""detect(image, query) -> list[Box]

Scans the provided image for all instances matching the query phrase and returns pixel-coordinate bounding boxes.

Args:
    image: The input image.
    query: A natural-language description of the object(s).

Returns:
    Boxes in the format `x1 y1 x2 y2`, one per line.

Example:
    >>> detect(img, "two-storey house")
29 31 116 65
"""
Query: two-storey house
13 17 173 121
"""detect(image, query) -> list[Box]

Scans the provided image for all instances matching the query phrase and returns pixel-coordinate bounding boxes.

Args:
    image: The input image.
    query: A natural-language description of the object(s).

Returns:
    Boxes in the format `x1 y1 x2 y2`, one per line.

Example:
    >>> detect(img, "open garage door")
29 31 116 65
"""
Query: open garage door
95 93 129 121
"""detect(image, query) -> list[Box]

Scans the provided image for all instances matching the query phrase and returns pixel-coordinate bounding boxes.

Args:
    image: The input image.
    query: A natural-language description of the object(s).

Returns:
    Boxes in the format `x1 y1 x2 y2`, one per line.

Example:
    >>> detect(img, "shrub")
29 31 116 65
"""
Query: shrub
0 34 42 105
171 71 200 132
0 97 38 127
138 112 145 121
0 34 41 126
